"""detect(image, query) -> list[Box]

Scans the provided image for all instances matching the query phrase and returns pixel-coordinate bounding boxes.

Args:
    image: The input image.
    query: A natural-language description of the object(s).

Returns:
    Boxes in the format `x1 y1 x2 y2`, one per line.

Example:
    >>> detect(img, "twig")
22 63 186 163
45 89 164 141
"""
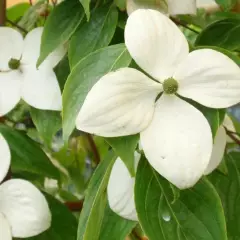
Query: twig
170 17 200 34
0 0 6 26
65 200 84 212
6 19 28 34
132 230 148 240
86 133 101 165
225 127 240 145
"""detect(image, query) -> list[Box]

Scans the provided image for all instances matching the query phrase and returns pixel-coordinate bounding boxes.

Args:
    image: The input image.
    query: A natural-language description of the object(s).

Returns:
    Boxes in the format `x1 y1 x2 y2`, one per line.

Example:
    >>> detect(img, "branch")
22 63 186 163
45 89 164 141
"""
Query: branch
6 19 28 34
86 133 101 165
225 127 240 145
132 230 148 240
170 17 200 34
65 200 84 212
0 0 6 26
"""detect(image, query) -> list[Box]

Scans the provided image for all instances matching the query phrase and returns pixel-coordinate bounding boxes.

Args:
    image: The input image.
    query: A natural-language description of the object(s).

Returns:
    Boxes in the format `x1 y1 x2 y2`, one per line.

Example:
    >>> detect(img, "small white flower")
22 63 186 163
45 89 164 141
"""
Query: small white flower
0 134 51 240
76 10 240 189
0 27 65 116
107 152 140 221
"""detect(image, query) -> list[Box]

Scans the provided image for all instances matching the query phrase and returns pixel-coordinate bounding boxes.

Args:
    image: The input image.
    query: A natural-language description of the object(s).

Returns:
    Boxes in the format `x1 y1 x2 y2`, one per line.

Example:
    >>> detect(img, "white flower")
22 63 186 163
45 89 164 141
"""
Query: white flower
0 134 51 240
127 0 196 15
107 152 140 221
0 27 65 116
204 114 238 175
76 10 240 189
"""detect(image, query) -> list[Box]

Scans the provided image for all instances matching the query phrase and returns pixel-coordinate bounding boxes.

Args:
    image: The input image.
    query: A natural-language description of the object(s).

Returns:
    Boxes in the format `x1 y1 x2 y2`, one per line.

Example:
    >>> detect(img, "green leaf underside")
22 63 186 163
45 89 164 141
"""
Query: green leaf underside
30 108 62 147
99 203 137 240
77 152 117 240
135 157 227 240
62 44 132 141
105 134 139 177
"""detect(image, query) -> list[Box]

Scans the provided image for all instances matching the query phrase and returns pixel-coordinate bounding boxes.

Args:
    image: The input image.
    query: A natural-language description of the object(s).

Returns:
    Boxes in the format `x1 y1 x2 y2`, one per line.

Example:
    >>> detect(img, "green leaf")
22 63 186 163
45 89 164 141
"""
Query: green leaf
99 203 137 240
195 18 240 51
209 152 240 240
18 0 45 31
69 4 118 68
37 0 84 66
0 124 59 179
30 108 62 147
215 0 237 10
62 44 132 141
105 134 139 177
54 56 71 92
114 0 126 10
77 152 116 240
7 3 30 22
23 194 77 240
135 157 227 240
79 0 90 21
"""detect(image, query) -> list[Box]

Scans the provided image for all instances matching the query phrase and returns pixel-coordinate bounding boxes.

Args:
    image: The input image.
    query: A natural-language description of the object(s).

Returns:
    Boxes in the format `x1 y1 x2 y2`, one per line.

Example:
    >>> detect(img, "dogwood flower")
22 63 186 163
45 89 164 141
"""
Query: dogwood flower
127 0 196 15
76 9 240 189
0 134 51 240
107 152 140 221
0 27 65 116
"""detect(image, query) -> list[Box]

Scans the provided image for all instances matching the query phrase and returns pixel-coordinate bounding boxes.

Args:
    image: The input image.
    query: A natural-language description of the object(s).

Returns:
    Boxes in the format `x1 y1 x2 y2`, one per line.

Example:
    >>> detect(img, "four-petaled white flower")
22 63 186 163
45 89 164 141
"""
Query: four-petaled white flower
0 27 65 116
76 10 240 190
0 134 51 240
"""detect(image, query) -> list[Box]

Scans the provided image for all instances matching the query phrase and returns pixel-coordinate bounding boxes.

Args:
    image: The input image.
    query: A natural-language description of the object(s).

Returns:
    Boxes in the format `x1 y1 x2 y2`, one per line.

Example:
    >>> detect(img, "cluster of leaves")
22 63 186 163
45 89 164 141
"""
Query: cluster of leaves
2 0 240 239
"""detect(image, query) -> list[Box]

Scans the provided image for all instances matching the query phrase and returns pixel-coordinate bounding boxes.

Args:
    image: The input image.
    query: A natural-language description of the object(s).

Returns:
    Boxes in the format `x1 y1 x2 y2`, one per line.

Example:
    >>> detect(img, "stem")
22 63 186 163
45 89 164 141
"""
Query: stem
170 17 200 34
7 19 28 33
86 133 101 165
65 200 84 212
132 230 148 240
225 127 240 145
0 0 6 26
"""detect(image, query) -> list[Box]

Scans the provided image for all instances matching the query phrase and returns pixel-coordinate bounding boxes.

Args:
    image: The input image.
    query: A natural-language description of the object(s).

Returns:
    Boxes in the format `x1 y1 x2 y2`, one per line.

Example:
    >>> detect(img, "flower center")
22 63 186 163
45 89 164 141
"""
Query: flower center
8 58 20 70
163 78 178 94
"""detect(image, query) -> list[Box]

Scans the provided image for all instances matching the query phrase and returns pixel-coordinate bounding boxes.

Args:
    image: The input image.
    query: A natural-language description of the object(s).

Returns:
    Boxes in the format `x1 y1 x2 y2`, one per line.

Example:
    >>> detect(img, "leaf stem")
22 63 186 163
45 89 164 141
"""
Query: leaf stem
86 133 101 164
225 127 240 145
170 17 200 34
65 200 84 212
6 19 28 34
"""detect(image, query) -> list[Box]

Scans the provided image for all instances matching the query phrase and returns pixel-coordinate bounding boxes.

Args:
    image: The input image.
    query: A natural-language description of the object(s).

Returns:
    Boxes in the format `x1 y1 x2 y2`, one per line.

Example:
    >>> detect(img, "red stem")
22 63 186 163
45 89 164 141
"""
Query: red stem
65 200 84 212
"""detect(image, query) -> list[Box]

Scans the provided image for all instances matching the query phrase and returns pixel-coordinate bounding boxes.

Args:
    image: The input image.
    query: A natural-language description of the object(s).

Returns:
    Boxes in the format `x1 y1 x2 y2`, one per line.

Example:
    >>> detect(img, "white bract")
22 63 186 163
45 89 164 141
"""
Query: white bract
0 134 51 240
127 0 196 15
0 27 65 116
107 152 140 221
76 9 240 189
204 114 238 174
